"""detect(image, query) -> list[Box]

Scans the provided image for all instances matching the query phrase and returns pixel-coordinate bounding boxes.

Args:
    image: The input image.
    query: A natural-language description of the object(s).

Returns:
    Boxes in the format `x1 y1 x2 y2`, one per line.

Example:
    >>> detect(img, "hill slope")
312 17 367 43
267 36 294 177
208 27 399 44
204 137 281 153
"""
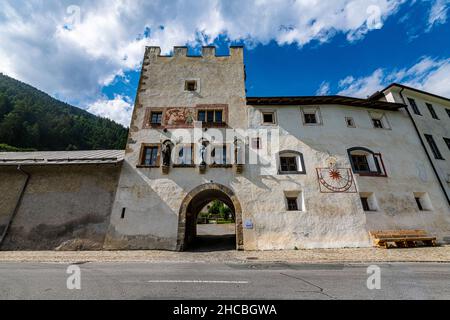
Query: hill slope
0 73 128 151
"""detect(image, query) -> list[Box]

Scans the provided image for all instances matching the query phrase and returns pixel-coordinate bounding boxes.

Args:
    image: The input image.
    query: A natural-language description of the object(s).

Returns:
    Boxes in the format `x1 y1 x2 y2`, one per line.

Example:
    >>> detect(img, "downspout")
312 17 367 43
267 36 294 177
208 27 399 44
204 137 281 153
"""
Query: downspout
398 88 450 206
0 165 31 247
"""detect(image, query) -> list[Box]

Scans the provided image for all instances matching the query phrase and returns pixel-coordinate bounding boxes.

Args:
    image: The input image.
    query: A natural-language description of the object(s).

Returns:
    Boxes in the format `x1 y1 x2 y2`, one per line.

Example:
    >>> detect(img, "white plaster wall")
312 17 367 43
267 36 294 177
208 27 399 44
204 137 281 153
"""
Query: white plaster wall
386 89 450 202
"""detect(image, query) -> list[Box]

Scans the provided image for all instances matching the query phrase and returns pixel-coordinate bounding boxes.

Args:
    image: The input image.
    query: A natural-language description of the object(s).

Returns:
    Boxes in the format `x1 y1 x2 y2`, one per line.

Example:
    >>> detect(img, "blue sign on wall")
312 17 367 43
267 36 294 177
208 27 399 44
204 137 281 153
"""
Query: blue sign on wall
244 219 254 229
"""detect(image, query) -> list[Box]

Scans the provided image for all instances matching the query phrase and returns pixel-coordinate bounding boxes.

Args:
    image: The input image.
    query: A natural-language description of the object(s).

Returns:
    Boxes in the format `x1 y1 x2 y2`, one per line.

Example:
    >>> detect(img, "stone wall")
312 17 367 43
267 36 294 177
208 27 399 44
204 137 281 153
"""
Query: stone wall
0 165 121 250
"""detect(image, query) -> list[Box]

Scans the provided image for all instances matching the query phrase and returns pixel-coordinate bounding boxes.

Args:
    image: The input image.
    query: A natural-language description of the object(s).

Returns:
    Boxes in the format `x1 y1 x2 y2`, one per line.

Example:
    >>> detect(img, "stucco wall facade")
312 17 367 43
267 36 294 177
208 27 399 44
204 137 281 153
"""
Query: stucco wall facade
105 46 450 251
0 165 121 250
384 88 450 202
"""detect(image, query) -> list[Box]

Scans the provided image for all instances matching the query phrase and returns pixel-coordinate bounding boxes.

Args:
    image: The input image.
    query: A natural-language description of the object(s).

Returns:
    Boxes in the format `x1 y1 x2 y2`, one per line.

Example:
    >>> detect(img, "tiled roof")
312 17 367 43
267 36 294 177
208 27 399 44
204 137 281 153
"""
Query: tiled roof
246 95 405 110
0 150 125 166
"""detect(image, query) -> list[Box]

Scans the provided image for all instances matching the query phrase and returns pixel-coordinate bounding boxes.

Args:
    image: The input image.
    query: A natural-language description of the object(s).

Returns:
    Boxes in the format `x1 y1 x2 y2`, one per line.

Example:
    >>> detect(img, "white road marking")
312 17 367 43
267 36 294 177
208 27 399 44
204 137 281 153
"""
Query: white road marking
148 280 249 284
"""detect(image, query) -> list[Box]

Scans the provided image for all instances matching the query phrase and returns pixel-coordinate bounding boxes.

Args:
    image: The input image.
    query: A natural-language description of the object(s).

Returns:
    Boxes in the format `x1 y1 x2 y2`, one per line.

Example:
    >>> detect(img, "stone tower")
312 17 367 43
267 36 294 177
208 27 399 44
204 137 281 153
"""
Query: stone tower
104 46 247 250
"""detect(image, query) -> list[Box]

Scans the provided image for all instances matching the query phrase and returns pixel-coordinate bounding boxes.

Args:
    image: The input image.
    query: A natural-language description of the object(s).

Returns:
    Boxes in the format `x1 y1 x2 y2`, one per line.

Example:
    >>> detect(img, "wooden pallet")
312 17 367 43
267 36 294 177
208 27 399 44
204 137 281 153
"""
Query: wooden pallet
369 230 436 249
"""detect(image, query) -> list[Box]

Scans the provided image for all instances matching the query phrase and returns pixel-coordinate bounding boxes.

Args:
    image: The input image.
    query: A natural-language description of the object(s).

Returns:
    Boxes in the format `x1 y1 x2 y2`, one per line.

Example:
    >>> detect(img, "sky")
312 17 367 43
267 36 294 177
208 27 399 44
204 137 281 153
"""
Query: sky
0 0 449 127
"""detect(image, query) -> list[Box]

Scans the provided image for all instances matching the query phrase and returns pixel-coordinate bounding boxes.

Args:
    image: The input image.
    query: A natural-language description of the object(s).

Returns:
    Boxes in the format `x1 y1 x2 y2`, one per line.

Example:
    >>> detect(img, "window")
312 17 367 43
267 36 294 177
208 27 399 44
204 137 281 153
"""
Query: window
444 138 450 151
263 113 273 123
304 113 317 124
261 110 277 125
286 197 299 211
369 112 390 129
351 155 370 172
211 144 228 165
360 192 378 212
408 98 421 115
302 108 321 125
185 80 197 92
424 134 444 160
414 192 433 211
280 157 297 172
140 145 159 166
415 197 424 211
446 109 450 119
348 147 386 176
372 119 383 129
150 112 162 125
121 208 126 219
198 110 223 124
251 137 261 149
426 103 439 119
360 197 370 211
175 144 194 165
346 117 355 128
278 151 306 174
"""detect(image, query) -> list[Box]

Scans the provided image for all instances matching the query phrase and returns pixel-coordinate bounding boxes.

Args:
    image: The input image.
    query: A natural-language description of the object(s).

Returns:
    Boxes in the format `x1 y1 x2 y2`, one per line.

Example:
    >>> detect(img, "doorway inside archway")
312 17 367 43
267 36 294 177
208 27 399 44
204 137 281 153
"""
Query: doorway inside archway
177 184 243 251
194 200 236 251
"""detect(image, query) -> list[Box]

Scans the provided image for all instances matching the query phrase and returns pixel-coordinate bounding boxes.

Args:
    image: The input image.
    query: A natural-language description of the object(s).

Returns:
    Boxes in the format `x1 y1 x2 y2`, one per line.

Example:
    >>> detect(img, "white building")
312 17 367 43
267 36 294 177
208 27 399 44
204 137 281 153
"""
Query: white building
1 46 449 251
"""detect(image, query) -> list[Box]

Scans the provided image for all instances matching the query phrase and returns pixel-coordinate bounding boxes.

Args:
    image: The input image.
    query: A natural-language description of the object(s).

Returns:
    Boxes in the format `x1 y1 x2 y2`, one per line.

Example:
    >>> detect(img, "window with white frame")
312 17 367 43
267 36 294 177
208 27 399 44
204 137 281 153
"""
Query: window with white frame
348 147 386 176
261 110 277 125
302 107 322 125
278 151 306 174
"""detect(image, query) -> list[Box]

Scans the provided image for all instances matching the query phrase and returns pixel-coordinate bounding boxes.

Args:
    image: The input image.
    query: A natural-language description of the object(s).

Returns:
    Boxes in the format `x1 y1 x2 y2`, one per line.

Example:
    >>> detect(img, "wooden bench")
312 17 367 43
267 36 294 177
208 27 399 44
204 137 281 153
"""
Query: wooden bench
369 230 437 249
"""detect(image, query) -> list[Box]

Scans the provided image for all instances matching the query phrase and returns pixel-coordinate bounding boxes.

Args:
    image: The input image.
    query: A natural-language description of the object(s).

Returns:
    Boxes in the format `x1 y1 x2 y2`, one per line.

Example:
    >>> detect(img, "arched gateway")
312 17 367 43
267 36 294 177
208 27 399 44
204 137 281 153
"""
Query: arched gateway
176 183 244 251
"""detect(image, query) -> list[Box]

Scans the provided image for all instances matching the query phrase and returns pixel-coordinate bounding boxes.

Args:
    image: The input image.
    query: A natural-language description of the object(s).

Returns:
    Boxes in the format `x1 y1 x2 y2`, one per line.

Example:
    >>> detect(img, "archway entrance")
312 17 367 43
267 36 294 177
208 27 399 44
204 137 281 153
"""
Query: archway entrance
177 183 243 251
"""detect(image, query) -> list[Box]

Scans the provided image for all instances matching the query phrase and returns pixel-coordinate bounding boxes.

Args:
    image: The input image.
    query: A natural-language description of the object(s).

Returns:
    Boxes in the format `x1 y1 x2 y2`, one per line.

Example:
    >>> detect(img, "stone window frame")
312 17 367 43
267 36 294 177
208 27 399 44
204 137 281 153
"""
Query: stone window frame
195 104 228 127
301 107 323 126
143 108 165 129
137 143 161 168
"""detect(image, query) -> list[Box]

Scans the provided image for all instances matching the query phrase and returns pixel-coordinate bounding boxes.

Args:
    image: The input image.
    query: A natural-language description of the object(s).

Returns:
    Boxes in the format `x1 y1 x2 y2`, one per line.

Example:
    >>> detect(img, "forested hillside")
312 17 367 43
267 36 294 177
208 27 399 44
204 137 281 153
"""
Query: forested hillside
0 73 128 151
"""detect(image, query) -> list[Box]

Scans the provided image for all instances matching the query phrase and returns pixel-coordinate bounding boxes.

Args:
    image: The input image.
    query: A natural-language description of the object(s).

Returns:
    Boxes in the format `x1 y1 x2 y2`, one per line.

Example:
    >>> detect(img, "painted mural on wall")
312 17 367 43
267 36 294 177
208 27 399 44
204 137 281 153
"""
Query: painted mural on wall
164 107 195 127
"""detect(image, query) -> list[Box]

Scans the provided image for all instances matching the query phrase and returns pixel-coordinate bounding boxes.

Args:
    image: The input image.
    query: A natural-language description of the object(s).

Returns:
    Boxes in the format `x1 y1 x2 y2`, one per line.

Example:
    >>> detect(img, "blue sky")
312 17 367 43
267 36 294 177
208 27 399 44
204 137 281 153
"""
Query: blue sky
0 0 449 126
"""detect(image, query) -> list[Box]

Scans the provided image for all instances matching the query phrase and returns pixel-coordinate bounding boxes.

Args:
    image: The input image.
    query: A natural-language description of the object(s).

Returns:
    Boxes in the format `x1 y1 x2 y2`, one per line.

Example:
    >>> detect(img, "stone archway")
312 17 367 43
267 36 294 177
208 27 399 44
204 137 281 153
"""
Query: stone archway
176 183 243 251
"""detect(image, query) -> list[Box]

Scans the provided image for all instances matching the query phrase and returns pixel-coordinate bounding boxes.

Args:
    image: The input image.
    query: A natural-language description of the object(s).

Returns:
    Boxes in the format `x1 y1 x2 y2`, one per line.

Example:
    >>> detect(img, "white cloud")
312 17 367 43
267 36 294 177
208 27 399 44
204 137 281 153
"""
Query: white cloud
0 0 404 123
87 95 133 127
316 81 331 96
428 0 449 30
336 57 450 98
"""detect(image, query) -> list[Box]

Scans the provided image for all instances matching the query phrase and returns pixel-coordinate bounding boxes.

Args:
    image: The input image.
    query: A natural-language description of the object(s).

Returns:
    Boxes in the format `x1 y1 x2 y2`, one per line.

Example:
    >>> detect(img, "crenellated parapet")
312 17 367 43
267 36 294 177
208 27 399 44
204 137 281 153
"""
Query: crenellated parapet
144 45 243 60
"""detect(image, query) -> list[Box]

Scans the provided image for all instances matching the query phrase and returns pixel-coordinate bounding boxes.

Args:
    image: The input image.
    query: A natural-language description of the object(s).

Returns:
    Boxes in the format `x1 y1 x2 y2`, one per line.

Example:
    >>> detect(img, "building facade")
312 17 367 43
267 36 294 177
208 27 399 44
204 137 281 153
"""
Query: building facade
1 46 449 251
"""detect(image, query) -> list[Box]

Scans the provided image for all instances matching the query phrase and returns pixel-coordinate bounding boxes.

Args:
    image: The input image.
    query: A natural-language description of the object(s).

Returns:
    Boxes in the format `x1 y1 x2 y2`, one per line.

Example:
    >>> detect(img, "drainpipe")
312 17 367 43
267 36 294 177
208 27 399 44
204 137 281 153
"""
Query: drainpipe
0 165 31 247
398 88 450 206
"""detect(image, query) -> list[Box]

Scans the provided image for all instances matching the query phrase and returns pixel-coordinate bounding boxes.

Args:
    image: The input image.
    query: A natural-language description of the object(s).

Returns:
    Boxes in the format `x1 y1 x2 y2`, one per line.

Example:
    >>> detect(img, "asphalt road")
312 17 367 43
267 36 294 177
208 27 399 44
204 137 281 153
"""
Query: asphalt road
0 262 449 300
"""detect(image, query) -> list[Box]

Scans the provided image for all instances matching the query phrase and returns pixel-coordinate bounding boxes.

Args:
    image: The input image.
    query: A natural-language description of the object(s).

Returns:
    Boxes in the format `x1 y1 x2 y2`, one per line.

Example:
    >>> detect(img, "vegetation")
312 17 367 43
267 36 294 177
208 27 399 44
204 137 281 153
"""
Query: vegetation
197 200 234 224
0 143 36 152
0 73 128 151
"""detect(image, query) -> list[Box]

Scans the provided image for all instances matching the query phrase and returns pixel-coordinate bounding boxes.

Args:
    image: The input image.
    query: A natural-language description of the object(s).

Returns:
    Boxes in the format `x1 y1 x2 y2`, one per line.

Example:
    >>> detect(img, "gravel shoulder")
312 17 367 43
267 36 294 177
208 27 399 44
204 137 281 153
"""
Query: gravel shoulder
1 245 449 264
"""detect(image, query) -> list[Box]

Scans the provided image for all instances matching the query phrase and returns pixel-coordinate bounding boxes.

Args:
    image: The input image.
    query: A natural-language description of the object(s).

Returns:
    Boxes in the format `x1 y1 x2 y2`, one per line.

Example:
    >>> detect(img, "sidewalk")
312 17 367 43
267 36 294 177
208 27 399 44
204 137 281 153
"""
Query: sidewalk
1 246 450 264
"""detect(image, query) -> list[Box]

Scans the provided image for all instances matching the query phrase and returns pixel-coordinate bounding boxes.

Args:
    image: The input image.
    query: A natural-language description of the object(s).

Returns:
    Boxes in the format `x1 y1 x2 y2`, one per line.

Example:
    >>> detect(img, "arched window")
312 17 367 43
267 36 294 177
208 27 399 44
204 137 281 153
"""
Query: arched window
348 147 386 176
277 150 306 174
